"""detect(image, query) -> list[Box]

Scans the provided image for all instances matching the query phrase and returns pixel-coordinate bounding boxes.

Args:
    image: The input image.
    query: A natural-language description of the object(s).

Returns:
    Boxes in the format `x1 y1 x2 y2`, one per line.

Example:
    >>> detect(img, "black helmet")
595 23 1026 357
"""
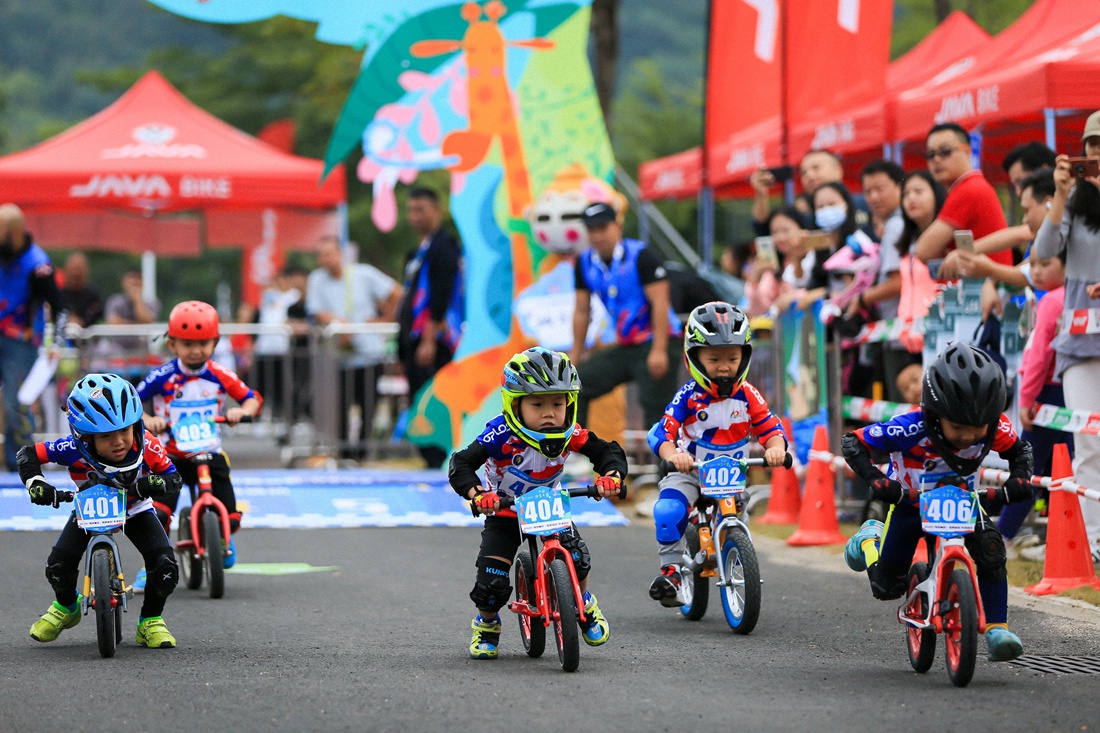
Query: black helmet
684 301 752 398
921 343 1006 475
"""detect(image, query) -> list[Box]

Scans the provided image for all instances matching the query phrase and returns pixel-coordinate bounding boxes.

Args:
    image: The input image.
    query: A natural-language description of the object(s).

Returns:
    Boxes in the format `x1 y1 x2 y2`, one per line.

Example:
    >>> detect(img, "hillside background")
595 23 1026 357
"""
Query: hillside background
0 0 1035 306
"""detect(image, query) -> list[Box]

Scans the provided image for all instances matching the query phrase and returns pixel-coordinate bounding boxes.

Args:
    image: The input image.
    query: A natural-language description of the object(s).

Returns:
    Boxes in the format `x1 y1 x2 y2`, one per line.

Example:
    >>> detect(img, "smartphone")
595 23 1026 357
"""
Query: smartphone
754 235 779 269
803 230 833 251
765 165 794 183
953 229 975 253
1067 156 1100 178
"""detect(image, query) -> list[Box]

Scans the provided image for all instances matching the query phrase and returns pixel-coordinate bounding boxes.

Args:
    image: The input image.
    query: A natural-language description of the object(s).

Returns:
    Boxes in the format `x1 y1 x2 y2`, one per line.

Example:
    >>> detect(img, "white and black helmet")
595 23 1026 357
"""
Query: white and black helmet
921 343 1006 475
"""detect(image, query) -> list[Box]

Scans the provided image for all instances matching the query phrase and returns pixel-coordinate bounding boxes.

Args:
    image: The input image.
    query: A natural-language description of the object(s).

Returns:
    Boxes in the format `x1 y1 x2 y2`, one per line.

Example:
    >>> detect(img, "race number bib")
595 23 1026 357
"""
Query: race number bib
698 456 747 498
169 398 220 453
74 483 127 531
514 485 572 536
694 438 746 463
919 483 977 537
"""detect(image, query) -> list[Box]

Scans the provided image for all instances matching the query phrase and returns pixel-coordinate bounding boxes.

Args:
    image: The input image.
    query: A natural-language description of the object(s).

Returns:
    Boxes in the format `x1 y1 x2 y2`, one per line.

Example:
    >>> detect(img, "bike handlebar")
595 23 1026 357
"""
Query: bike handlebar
904 486 1000 502
470 483 628 517
659 453 794 474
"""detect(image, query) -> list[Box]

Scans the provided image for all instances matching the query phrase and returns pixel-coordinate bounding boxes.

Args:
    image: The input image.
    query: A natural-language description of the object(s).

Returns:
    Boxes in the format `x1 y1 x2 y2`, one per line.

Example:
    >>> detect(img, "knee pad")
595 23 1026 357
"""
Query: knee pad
970 526 1008 582
44 551 80 597
868 561 906 601
145 550 179 599
558 529 591 581
470 557 513 613
653 492 689 544
229 511 242 533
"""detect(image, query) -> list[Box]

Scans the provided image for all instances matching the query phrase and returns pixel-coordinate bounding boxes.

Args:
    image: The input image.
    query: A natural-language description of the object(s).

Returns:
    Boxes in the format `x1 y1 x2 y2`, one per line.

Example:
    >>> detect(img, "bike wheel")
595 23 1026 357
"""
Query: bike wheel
547 558 580 673
203 512 225 599
943 568 979 687
719 528 761 635
904 563 936 673
680 524 708 621
92 549 116 658
514 551 545 658
178 512 203 590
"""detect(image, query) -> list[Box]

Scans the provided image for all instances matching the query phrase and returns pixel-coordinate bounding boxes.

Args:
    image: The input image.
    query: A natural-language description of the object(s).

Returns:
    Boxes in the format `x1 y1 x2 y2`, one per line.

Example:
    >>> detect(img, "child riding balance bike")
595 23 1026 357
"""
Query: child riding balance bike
18 373 183 649
841 343 1034 665
647 302 788 610
138 300 262 589
449 347 626 661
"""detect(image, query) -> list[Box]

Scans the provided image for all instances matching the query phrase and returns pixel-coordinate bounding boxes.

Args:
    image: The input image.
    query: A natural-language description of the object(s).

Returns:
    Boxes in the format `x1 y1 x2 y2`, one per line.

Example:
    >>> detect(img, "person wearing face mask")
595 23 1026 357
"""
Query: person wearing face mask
1033 110 1100 562
0 203 65 472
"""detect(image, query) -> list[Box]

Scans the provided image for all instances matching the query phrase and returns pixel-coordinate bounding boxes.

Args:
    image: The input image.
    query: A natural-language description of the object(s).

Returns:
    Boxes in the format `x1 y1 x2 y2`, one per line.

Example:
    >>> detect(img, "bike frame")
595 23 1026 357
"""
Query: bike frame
509 530 588 628
81 532 129 615
686 496 752 592
899 533 988 634
175 452 232 563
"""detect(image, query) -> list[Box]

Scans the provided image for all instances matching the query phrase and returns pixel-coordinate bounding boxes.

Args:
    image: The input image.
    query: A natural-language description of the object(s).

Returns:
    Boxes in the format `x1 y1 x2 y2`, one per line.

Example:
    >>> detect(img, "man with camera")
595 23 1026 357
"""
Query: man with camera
914 122 1013 272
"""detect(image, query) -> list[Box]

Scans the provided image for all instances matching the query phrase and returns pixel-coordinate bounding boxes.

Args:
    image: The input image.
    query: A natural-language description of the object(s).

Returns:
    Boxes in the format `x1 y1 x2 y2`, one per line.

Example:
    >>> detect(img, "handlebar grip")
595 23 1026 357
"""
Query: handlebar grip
662 453 793 472
212 415 254 424
55 490 74 506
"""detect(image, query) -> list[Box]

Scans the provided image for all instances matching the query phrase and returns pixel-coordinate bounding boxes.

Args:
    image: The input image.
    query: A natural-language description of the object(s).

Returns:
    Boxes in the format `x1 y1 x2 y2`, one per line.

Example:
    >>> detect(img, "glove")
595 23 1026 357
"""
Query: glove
1001 477 1033 504
26 477 57 506
473 491 501 514
595 475 622 499
869 476 905 504
134 474 169 500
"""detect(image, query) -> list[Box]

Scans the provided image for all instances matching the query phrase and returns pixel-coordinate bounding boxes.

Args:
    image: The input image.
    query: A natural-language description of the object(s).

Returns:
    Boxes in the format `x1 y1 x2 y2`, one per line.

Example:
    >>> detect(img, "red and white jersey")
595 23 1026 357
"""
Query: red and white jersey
649 380 785 460
136 358 262 458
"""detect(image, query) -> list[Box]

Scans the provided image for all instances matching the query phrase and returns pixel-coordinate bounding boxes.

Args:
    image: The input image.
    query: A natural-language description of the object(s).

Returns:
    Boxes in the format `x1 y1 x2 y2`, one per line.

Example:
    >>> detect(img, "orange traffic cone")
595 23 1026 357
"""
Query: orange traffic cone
759 418 801 524
1025 444 1100 595
787 424 847 546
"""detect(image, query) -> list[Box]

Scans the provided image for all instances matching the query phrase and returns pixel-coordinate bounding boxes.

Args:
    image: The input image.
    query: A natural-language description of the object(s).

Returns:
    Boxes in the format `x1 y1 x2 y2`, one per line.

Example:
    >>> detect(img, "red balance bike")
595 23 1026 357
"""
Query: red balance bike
899 475 999 687
471 482 626 673
170 414 252 599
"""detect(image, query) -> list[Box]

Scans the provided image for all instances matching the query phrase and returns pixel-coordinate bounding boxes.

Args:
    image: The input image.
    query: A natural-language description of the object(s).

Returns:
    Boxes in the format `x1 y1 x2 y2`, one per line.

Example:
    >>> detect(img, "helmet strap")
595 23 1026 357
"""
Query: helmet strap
715 376 736 398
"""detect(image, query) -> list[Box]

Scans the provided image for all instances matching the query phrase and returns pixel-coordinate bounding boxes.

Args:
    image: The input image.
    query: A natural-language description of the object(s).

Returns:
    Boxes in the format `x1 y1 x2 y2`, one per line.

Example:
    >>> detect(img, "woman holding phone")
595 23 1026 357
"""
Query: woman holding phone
1033 110 1100 562
895 171 946 354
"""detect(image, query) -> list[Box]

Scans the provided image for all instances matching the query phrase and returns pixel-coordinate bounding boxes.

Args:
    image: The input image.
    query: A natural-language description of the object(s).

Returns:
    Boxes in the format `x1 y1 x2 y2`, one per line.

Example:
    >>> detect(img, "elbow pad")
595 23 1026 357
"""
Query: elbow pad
1004 439 1034 482
16 445 43 484
841 432 886 483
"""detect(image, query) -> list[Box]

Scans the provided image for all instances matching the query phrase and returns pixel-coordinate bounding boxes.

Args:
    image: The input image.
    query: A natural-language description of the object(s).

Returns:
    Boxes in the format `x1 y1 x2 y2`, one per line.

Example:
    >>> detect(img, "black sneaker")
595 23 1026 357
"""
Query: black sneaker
648 565 684 607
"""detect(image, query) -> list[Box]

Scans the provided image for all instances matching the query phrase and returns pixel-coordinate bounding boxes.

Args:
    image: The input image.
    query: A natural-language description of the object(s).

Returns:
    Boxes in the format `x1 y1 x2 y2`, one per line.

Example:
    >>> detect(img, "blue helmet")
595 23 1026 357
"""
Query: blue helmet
66 373 146 481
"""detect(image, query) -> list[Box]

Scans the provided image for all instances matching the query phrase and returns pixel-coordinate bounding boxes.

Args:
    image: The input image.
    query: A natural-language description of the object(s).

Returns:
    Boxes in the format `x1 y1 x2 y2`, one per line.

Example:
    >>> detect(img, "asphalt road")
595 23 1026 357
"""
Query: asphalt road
1 523 1099 733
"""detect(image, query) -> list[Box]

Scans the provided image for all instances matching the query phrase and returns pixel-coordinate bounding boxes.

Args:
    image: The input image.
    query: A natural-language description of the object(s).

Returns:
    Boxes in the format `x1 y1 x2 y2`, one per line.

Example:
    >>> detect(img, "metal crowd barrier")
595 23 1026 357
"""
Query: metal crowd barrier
25 321 411 465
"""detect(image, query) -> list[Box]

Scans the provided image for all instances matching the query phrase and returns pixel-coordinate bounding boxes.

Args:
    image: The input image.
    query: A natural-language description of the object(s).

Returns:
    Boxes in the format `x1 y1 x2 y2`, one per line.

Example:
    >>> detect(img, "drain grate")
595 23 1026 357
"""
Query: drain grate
1009 656 1100 675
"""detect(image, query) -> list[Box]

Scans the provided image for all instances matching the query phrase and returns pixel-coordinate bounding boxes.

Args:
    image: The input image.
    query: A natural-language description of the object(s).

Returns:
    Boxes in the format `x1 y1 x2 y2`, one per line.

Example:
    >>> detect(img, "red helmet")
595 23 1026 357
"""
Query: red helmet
168 300 220 339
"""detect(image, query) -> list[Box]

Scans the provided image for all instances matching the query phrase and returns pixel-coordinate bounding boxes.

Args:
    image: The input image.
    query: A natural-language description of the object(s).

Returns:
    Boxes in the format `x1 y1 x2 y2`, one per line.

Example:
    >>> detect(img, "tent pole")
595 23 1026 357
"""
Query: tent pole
1044 108 1056 150
141 250 157 305
699 186 715 269
337 201 349 245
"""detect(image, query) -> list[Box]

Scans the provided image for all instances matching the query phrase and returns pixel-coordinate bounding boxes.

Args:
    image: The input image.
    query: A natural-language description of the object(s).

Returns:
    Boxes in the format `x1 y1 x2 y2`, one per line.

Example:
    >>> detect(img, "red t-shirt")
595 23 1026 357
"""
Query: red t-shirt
937 170 1012 266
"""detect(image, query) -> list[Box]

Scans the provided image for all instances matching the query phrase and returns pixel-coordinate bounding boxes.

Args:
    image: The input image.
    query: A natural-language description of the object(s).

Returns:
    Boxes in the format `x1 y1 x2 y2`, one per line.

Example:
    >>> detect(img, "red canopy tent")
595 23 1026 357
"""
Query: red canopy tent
894 0 1100 179
0 71 345 301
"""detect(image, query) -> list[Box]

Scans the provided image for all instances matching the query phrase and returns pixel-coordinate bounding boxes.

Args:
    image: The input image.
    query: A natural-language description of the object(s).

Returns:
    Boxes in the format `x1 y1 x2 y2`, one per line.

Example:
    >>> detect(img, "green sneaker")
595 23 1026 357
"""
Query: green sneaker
469 614 501 659
29 598 82 642
135 617 176 649
580 593 610 647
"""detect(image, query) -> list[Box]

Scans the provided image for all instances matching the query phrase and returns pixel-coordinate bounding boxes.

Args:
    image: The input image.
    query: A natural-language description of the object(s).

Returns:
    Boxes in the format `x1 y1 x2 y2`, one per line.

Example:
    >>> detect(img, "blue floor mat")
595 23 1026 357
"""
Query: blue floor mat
0 468 628 530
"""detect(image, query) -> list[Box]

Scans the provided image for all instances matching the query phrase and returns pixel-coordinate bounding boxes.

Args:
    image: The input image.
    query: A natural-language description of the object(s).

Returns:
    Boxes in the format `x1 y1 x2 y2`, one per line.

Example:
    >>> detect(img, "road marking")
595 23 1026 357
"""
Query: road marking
226 563 339 575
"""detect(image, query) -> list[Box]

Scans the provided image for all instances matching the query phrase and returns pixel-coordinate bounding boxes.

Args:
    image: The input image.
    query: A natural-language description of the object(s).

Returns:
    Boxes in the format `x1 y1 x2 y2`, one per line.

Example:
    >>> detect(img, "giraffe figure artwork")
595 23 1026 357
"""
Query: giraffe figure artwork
149 0 617 456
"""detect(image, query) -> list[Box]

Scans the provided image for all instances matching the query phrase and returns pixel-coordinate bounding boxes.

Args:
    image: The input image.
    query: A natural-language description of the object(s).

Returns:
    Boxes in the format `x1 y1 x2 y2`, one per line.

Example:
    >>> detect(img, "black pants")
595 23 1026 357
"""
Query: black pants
575 341 682 430
46 510 175 618
338 364 380 458
163 452 240 531
402 339 455 468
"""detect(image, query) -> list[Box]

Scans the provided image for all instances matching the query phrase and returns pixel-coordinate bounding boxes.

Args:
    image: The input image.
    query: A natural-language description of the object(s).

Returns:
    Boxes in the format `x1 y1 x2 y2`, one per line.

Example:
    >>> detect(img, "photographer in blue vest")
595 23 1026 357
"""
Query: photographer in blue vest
0 203 64 472
570 202 682 430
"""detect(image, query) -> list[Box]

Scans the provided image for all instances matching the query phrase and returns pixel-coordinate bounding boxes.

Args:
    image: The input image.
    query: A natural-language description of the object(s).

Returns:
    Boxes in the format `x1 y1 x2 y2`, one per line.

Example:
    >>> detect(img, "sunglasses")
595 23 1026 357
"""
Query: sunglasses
924 146 958 161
